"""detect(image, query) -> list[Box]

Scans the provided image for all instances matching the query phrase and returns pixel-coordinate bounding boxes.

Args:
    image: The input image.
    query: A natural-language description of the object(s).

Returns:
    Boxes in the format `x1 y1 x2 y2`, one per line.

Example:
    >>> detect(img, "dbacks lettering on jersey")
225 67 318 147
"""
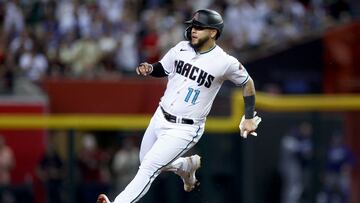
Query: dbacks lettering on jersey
175 60 214 88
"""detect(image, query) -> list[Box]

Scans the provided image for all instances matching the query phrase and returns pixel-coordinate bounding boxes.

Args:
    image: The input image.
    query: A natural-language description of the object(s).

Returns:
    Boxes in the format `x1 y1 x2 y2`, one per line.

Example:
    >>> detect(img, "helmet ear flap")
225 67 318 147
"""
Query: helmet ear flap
184 26 192 40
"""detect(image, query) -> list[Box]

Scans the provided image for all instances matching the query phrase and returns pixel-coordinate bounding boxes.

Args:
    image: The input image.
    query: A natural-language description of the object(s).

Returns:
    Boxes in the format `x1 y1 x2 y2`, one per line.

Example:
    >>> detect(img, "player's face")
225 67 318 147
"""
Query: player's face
190 26 215 49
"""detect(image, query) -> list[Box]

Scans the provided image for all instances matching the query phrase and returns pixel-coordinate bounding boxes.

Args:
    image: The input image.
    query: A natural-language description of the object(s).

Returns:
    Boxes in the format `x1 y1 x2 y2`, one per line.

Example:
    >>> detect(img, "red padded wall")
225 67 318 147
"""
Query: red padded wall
42 78 166 114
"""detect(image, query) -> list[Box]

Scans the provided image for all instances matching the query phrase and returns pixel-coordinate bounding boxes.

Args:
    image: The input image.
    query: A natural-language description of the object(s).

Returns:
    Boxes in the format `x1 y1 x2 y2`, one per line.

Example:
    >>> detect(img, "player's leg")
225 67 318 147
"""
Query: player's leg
97 108 161 203
164 154 201 192
113 124 203 203
161 122 204 192
138 108 161 163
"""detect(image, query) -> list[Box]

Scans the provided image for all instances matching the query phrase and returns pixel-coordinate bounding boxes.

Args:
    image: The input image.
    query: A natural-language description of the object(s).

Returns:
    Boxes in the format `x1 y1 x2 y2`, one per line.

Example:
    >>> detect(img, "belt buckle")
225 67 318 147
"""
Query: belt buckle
161 106 194 125
169 116 176 123
176 116 182 124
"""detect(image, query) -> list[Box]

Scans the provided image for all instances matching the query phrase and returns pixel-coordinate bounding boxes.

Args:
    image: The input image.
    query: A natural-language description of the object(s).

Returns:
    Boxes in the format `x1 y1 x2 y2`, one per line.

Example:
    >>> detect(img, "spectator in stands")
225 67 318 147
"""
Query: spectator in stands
158 11 184 55
37 135 65 203
114 11 139 75
60 33 102 78
0 34 6 66
18 44 48 82
58 31 76 76
224 0 248 50
327 0 351 21
317 132 356 203
3 0 25 35
0 34 14 94
98 0 125 26
0 53 15 95
0 136 15 185
138 10 160 64
280 121 314 203
46 36 66 78
98 26 118 77
240 0 270 48
111 137 139 194
55 0 77 36
9 28 34 58
0 135 15 202
77 134 111 203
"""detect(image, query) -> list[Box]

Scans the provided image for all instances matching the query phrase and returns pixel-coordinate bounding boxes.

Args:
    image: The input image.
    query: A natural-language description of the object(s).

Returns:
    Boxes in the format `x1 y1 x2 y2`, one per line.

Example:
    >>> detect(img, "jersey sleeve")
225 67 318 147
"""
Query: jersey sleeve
224 59 250 86
159 43 180 75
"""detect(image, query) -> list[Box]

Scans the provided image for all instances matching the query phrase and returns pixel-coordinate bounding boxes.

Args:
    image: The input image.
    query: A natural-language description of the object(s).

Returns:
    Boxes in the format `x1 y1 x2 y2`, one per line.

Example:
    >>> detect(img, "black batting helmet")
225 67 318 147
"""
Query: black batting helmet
184 9 224 40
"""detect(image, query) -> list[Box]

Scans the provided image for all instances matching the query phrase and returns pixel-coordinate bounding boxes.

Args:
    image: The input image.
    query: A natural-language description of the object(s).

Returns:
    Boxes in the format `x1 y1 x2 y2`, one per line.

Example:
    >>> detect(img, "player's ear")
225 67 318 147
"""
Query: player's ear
210 29 217 39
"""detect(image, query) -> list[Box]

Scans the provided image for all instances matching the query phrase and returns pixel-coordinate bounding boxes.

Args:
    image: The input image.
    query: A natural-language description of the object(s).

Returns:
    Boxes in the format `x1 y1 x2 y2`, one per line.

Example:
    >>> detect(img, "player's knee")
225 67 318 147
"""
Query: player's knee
139 160 164 176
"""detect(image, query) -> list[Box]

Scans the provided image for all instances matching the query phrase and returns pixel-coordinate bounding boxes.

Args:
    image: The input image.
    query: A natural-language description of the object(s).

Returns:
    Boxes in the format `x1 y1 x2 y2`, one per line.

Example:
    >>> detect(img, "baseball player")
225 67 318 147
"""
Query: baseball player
97 9 261 203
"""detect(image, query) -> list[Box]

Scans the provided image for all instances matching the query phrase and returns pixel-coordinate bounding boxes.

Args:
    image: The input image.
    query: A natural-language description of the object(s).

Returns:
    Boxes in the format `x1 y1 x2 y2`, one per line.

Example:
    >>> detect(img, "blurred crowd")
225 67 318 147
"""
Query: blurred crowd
0 0 354 94
279 122 356 203
0 132 140 203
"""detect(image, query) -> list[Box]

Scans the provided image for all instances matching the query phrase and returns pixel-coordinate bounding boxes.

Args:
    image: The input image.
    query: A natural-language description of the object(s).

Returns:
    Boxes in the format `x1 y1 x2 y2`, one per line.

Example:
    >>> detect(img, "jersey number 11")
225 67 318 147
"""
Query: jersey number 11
185 88 200 105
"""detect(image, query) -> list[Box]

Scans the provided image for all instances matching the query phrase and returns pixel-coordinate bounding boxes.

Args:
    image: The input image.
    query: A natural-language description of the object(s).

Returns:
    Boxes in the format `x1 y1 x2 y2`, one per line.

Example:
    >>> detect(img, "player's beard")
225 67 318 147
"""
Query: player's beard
191 35 210 50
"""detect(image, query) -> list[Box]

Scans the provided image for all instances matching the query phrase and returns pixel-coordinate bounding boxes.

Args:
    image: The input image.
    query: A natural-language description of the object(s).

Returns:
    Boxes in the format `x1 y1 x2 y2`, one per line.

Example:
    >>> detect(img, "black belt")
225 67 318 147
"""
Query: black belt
160 107 194 125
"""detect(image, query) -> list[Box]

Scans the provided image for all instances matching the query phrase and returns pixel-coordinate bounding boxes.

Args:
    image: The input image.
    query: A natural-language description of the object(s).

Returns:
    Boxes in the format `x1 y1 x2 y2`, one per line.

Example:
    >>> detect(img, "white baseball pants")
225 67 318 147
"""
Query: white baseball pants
113 106 205 203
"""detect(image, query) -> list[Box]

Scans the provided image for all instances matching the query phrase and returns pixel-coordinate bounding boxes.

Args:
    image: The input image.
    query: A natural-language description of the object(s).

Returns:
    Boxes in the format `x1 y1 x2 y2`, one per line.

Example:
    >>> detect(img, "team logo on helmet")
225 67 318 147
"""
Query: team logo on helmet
193 12 200 21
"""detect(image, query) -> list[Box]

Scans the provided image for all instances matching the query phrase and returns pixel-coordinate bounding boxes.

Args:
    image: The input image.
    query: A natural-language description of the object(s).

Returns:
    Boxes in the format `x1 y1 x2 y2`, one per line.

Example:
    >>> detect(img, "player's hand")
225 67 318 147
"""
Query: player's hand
239 111 262 138
136 62 153 76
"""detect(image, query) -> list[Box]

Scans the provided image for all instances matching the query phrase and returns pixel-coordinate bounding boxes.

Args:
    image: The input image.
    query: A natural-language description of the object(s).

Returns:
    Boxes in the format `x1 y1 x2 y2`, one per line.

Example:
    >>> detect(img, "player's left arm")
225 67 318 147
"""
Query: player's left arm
136 43 179 77
239 77 262 138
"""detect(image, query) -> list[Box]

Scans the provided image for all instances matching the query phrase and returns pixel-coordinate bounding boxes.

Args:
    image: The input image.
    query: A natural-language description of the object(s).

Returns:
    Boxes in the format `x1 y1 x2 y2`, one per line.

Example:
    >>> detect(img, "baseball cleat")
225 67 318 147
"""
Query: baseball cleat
96 194 111 203
178 154 201 192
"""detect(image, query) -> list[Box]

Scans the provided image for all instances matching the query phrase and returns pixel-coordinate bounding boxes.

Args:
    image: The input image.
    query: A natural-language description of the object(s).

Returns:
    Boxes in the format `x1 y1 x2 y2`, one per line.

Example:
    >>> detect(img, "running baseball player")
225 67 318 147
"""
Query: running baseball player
97 9 261 203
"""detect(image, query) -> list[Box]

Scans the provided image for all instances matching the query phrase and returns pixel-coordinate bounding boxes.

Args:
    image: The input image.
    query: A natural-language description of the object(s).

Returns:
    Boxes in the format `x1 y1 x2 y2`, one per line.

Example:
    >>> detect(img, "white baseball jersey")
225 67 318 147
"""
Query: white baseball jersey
159 41 250 119
113 41 251 203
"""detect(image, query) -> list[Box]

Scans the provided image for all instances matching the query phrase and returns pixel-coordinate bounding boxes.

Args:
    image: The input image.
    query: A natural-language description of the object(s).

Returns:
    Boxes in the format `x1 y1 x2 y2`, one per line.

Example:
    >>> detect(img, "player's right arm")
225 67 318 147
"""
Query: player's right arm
136 62 168 77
